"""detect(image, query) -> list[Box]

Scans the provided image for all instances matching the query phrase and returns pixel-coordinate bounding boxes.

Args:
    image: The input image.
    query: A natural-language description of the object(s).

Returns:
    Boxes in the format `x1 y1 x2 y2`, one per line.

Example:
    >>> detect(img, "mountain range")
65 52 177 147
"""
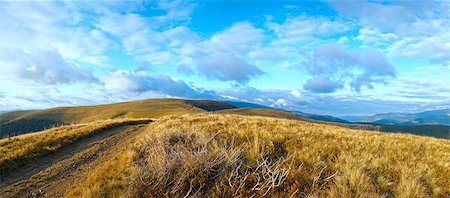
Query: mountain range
357 109 450 125
289 111 351 124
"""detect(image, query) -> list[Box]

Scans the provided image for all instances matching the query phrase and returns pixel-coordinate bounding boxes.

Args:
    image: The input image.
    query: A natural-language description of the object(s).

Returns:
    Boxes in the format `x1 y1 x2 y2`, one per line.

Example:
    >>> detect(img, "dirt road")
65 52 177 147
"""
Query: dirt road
0 123 149 198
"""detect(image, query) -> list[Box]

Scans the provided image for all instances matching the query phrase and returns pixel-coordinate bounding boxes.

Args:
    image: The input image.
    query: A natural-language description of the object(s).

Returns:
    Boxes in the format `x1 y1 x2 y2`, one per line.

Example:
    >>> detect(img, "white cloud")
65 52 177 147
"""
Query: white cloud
355 18 450 63
389 31 450 63
101 70 219 99
154 0 197 22
179 22 266 83
102 70 149 93
272 98 287 107
0 0 447 115
95 1 199 62
331 1 450 63
329 1 422 31
245 15 356 74
268 15 353 46
97 13 149 37
177 63 195 75
0 48 96 85
299 44 396 93
356 27 398 48
0 1 113 65
303 77 344 93
337 36 349 44
204 22 264 55
290 90 301 97
196 53 263 83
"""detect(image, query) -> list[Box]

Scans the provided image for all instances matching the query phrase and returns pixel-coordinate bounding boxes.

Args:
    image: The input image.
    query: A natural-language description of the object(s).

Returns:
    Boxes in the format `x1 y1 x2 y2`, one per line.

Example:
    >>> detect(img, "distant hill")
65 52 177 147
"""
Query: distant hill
363 109 450 126
378 124 450 139
2 98 448 139
66 114 450 197
184 100 236 111
339 115 368 122
224 101 271 109
290 111 350 124
0 110 38 123
216 108 449 139
347 122 449 139
223 101 352 124
216 108 301 120
0 99 236 138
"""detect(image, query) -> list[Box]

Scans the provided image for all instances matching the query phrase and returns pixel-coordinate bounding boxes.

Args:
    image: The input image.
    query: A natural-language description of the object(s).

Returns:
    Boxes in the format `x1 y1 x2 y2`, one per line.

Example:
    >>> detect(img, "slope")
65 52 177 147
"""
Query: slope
222 101 350 124
66 114 449 197
0 98 235 138
0 119 152 197
290 110 350 123
215 108 302 120
224 101 272 109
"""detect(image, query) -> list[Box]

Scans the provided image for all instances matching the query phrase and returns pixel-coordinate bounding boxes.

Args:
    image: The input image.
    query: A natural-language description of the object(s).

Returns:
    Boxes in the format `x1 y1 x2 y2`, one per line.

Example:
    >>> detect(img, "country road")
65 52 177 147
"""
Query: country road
0 123 149 198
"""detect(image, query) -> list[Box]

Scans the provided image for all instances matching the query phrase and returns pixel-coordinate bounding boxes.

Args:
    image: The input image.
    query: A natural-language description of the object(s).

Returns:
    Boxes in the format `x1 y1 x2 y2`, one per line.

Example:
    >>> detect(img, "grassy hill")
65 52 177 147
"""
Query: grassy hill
215 108 302 120
0 98 235 138
0 110 37 123
2 99 448 140
290 111 350 124
213 108 450 139
0 112 448 197
379 124 450 139
224 101 272 109
65 114 449 197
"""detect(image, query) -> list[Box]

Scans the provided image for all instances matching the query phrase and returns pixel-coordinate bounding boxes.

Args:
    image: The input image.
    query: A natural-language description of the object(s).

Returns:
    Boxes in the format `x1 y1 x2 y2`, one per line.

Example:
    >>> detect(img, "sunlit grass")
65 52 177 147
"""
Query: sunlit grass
67 114 449 197
0 118 152 174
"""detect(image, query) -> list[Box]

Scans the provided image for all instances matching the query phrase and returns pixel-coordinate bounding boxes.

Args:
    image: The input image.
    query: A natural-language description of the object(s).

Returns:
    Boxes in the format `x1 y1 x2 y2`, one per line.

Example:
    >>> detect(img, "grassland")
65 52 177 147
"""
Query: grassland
0 118 151 175
0 98 235 138
67 114 450 197
216 108 302 120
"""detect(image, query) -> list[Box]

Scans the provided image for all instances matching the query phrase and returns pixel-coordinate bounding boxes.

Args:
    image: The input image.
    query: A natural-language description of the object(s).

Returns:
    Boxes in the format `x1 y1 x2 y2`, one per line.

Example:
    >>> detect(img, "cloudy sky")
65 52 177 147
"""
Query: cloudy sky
0 0 449 116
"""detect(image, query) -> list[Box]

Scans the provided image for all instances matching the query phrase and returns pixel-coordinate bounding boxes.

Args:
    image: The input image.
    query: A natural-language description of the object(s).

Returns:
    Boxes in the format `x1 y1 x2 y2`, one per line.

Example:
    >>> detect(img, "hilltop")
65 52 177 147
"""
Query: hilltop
215 108 302 120
290 110 350 124
0 98 235 138
223 101 351 124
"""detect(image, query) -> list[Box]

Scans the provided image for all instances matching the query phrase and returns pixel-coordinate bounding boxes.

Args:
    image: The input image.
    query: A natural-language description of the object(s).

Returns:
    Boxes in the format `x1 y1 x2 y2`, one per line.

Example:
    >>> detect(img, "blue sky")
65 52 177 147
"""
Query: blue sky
0 0 449 116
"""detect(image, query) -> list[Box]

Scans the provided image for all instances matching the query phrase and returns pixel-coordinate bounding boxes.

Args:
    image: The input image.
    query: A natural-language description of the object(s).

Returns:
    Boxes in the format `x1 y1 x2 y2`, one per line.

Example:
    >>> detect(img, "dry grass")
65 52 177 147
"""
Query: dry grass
0 98 231 125
0 98 234 138
66 149 137 198
68 114 449 197
0 118 151 174
215 108 302 120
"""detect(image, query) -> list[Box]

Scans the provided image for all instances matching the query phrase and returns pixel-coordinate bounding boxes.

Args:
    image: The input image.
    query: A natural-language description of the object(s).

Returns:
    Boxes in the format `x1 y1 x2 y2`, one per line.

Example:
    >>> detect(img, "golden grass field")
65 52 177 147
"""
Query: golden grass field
0 98 236 138
215 108 302 120
0 118 152 174
66 114 450 198
0 99 236 124
0 99 203 124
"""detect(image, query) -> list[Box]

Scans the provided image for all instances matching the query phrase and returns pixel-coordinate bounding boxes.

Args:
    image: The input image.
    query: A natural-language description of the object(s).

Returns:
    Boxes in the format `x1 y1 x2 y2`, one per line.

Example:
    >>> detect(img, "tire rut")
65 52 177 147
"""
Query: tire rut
0 123 149 198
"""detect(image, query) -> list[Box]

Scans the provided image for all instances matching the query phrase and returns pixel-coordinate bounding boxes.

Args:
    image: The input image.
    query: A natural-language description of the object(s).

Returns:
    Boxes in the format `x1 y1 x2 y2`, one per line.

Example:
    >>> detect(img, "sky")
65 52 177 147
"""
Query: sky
0 0 449 116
